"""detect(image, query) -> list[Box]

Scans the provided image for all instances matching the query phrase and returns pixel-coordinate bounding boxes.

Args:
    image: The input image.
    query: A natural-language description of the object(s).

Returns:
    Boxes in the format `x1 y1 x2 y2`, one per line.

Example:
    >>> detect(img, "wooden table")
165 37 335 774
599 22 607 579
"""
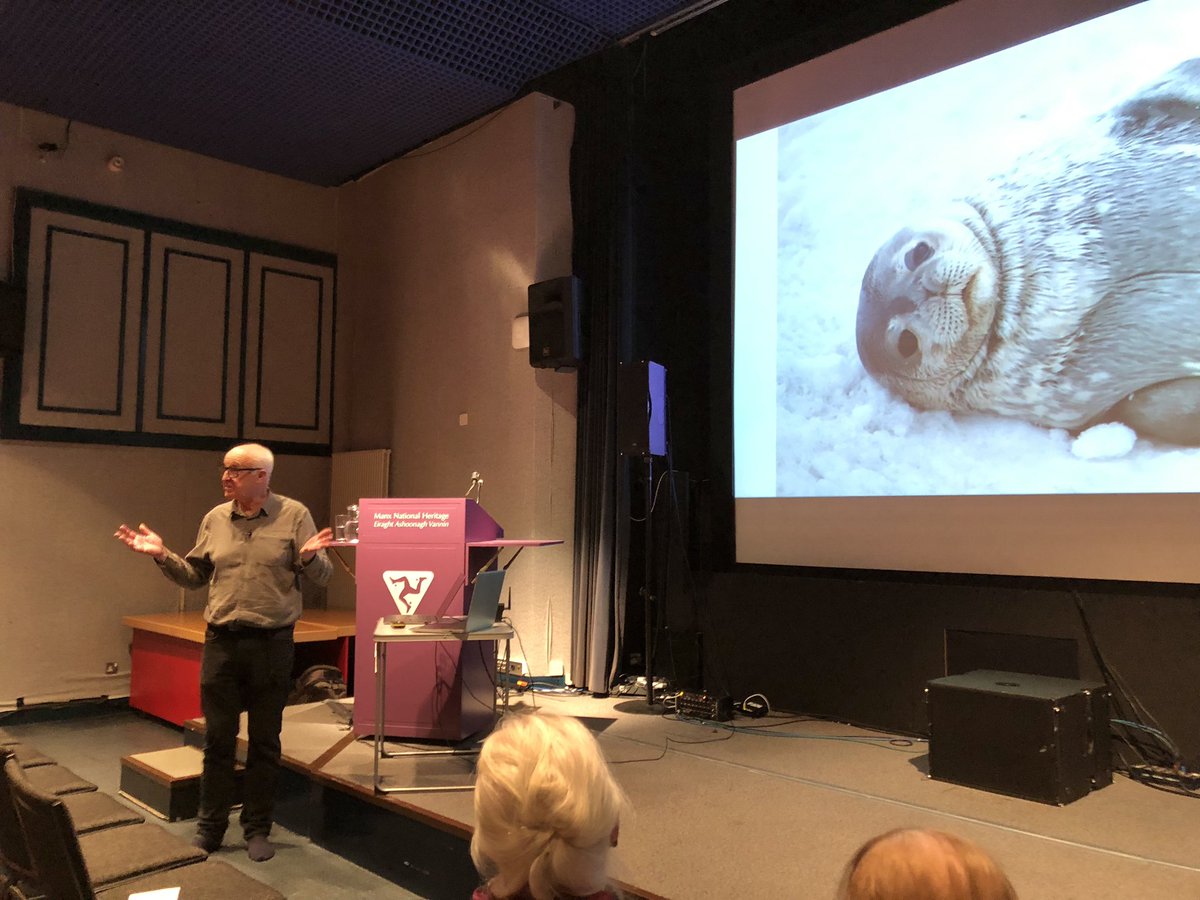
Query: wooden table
122 609 357 726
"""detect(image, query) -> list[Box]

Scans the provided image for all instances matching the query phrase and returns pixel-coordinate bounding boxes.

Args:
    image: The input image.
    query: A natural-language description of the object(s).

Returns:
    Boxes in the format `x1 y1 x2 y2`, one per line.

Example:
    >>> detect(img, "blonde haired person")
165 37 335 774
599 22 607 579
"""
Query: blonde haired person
471 711 627 900
837 827 1017 900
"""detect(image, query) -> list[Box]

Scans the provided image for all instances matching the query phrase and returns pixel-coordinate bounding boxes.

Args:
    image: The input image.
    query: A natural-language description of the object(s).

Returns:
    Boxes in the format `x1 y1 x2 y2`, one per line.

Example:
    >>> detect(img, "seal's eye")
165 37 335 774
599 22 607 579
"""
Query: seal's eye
897 330 919 359
904 241 932 271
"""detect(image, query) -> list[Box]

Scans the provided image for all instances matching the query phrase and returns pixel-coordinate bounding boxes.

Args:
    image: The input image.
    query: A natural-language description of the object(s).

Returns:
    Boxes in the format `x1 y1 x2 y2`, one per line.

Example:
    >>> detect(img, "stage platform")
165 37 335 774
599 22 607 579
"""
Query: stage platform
198 692 1200 899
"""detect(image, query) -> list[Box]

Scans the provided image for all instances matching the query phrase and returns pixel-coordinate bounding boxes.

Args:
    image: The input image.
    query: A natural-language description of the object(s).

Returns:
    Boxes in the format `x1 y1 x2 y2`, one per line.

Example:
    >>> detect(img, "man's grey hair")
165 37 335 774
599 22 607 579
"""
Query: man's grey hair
230 443 275 476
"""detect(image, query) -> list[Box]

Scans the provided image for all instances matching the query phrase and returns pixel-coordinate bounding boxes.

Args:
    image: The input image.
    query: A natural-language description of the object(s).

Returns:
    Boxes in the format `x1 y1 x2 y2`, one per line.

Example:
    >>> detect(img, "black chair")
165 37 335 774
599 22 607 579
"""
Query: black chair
90 858 287 899
57 790 145 835
0 749 40 896
1 743 53 768
23 763 98 796
6 753 284 900
5 756 206 892
3 759 138 840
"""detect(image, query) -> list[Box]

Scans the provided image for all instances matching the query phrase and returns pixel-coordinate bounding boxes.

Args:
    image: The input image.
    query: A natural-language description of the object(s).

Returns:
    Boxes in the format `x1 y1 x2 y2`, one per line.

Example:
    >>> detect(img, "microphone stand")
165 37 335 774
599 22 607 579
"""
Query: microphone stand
465 471 483 504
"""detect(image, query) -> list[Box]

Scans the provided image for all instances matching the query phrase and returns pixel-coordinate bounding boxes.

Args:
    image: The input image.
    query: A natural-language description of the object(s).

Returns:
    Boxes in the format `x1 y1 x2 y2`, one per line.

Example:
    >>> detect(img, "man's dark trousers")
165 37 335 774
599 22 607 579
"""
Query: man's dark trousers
197 624 294 843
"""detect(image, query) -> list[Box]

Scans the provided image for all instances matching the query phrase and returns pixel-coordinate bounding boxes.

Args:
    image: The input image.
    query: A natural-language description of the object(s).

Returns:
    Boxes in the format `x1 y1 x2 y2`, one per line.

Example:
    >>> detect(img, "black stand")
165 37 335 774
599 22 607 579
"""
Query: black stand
641 455 657 707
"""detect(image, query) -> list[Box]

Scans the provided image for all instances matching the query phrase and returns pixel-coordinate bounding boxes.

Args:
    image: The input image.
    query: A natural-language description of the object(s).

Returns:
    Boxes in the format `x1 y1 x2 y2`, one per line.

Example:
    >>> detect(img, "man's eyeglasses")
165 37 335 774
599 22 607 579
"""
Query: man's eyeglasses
220 466 262 478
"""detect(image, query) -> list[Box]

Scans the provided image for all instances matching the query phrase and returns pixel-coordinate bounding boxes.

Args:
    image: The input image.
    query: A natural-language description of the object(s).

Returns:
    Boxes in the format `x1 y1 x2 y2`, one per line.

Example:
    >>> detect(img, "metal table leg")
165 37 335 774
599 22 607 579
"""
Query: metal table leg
372 634 499 794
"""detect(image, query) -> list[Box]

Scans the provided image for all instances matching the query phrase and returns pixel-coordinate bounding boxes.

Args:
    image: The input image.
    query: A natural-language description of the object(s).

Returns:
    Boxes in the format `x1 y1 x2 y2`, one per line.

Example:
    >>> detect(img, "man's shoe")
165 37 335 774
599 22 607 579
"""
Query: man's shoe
247 834 276 862
192 832 222 854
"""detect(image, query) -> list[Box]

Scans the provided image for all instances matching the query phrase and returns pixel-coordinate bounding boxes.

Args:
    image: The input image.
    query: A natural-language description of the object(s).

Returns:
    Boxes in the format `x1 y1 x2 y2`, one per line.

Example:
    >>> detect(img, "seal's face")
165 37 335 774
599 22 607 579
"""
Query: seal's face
848 59 1200 443
855 217 998 409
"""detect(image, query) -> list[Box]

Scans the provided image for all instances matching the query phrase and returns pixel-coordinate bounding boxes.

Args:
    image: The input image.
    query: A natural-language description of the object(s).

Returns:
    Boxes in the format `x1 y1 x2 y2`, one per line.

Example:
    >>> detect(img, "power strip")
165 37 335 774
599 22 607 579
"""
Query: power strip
496 659 525 677
674 690 733 722
1128 764 1200 791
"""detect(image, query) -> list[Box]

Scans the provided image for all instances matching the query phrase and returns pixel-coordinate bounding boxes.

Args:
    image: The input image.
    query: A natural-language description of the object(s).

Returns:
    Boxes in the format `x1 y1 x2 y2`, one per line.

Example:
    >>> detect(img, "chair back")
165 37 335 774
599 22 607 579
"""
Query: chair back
0 749 36 882
4 754 94 900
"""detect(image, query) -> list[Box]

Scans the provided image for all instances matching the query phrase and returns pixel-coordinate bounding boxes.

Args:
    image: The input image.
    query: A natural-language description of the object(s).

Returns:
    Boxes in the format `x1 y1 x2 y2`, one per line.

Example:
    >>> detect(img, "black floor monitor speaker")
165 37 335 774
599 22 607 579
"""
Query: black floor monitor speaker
926 669 1111 805
527 276 582 370
617 360 666 456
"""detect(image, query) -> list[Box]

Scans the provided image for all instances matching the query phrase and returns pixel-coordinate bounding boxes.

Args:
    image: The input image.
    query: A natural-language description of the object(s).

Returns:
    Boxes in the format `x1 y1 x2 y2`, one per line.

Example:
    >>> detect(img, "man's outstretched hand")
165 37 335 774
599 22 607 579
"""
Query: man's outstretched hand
299 527 334 562
115 523 166 560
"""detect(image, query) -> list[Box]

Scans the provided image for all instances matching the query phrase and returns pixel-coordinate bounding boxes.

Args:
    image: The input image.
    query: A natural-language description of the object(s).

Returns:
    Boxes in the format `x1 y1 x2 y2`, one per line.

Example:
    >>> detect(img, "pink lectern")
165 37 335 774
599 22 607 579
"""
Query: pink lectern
353 498 504 740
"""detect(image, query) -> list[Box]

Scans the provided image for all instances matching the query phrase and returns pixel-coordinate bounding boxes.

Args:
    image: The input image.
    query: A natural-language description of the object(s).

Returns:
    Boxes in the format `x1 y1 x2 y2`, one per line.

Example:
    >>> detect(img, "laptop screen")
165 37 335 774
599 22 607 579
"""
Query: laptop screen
465 569 506 631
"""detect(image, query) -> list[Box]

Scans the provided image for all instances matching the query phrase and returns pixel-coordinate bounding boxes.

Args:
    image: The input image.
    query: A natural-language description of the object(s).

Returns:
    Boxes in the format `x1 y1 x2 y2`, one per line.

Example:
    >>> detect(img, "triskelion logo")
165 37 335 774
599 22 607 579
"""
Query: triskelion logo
382 571 434 615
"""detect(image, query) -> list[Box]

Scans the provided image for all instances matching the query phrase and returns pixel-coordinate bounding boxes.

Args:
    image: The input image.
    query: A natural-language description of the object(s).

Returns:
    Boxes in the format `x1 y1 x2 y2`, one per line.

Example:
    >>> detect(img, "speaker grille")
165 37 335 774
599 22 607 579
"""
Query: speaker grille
527 276 582 370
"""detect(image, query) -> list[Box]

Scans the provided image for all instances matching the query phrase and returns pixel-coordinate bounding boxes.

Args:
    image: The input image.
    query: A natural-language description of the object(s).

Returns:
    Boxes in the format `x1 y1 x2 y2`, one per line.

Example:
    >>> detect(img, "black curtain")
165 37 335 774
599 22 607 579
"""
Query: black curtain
536 47 638 693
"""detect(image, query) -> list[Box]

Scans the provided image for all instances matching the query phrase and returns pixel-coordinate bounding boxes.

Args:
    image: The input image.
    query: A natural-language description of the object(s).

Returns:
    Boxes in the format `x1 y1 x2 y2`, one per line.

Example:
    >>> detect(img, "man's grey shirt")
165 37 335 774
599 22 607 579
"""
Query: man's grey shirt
156 492 332 628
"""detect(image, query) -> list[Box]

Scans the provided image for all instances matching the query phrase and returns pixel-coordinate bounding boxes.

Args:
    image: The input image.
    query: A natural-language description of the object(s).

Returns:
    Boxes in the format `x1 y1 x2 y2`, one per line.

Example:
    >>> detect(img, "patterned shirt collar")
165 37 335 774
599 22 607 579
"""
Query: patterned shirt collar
230 491 280 520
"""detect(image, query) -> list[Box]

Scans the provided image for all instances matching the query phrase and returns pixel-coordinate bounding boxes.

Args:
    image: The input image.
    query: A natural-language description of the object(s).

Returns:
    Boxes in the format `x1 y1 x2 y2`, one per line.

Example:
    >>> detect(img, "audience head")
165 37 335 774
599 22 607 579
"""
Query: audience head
471 710 626 900
837 827 1017 900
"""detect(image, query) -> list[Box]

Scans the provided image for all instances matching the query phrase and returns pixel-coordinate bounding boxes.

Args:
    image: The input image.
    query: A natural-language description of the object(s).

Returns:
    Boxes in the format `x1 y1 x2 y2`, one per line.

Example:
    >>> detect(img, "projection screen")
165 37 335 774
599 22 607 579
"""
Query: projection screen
732 0 1200 580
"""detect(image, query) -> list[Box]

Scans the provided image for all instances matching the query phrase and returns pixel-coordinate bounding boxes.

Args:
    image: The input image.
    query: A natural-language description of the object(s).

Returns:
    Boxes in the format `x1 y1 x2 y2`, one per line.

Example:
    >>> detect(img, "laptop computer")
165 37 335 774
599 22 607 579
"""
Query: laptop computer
385 569 506 634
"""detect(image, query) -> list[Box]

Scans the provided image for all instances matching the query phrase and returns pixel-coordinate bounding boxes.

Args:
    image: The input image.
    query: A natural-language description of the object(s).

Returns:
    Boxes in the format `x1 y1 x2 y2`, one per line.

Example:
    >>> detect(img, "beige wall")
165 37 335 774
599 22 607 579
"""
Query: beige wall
0 91 579 705
336 92 578 676
0 102 336 706
0 105 336 256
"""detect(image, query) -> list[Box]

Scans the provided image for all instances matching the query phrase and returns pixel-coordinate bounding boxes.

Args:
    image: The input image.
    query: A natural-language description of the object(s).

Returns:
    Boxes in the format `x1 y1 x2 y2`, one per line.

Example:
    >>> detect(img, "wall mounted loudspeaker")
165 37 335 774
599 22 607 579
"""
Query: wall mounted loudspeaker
617 360 667 457
527 275 582 370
